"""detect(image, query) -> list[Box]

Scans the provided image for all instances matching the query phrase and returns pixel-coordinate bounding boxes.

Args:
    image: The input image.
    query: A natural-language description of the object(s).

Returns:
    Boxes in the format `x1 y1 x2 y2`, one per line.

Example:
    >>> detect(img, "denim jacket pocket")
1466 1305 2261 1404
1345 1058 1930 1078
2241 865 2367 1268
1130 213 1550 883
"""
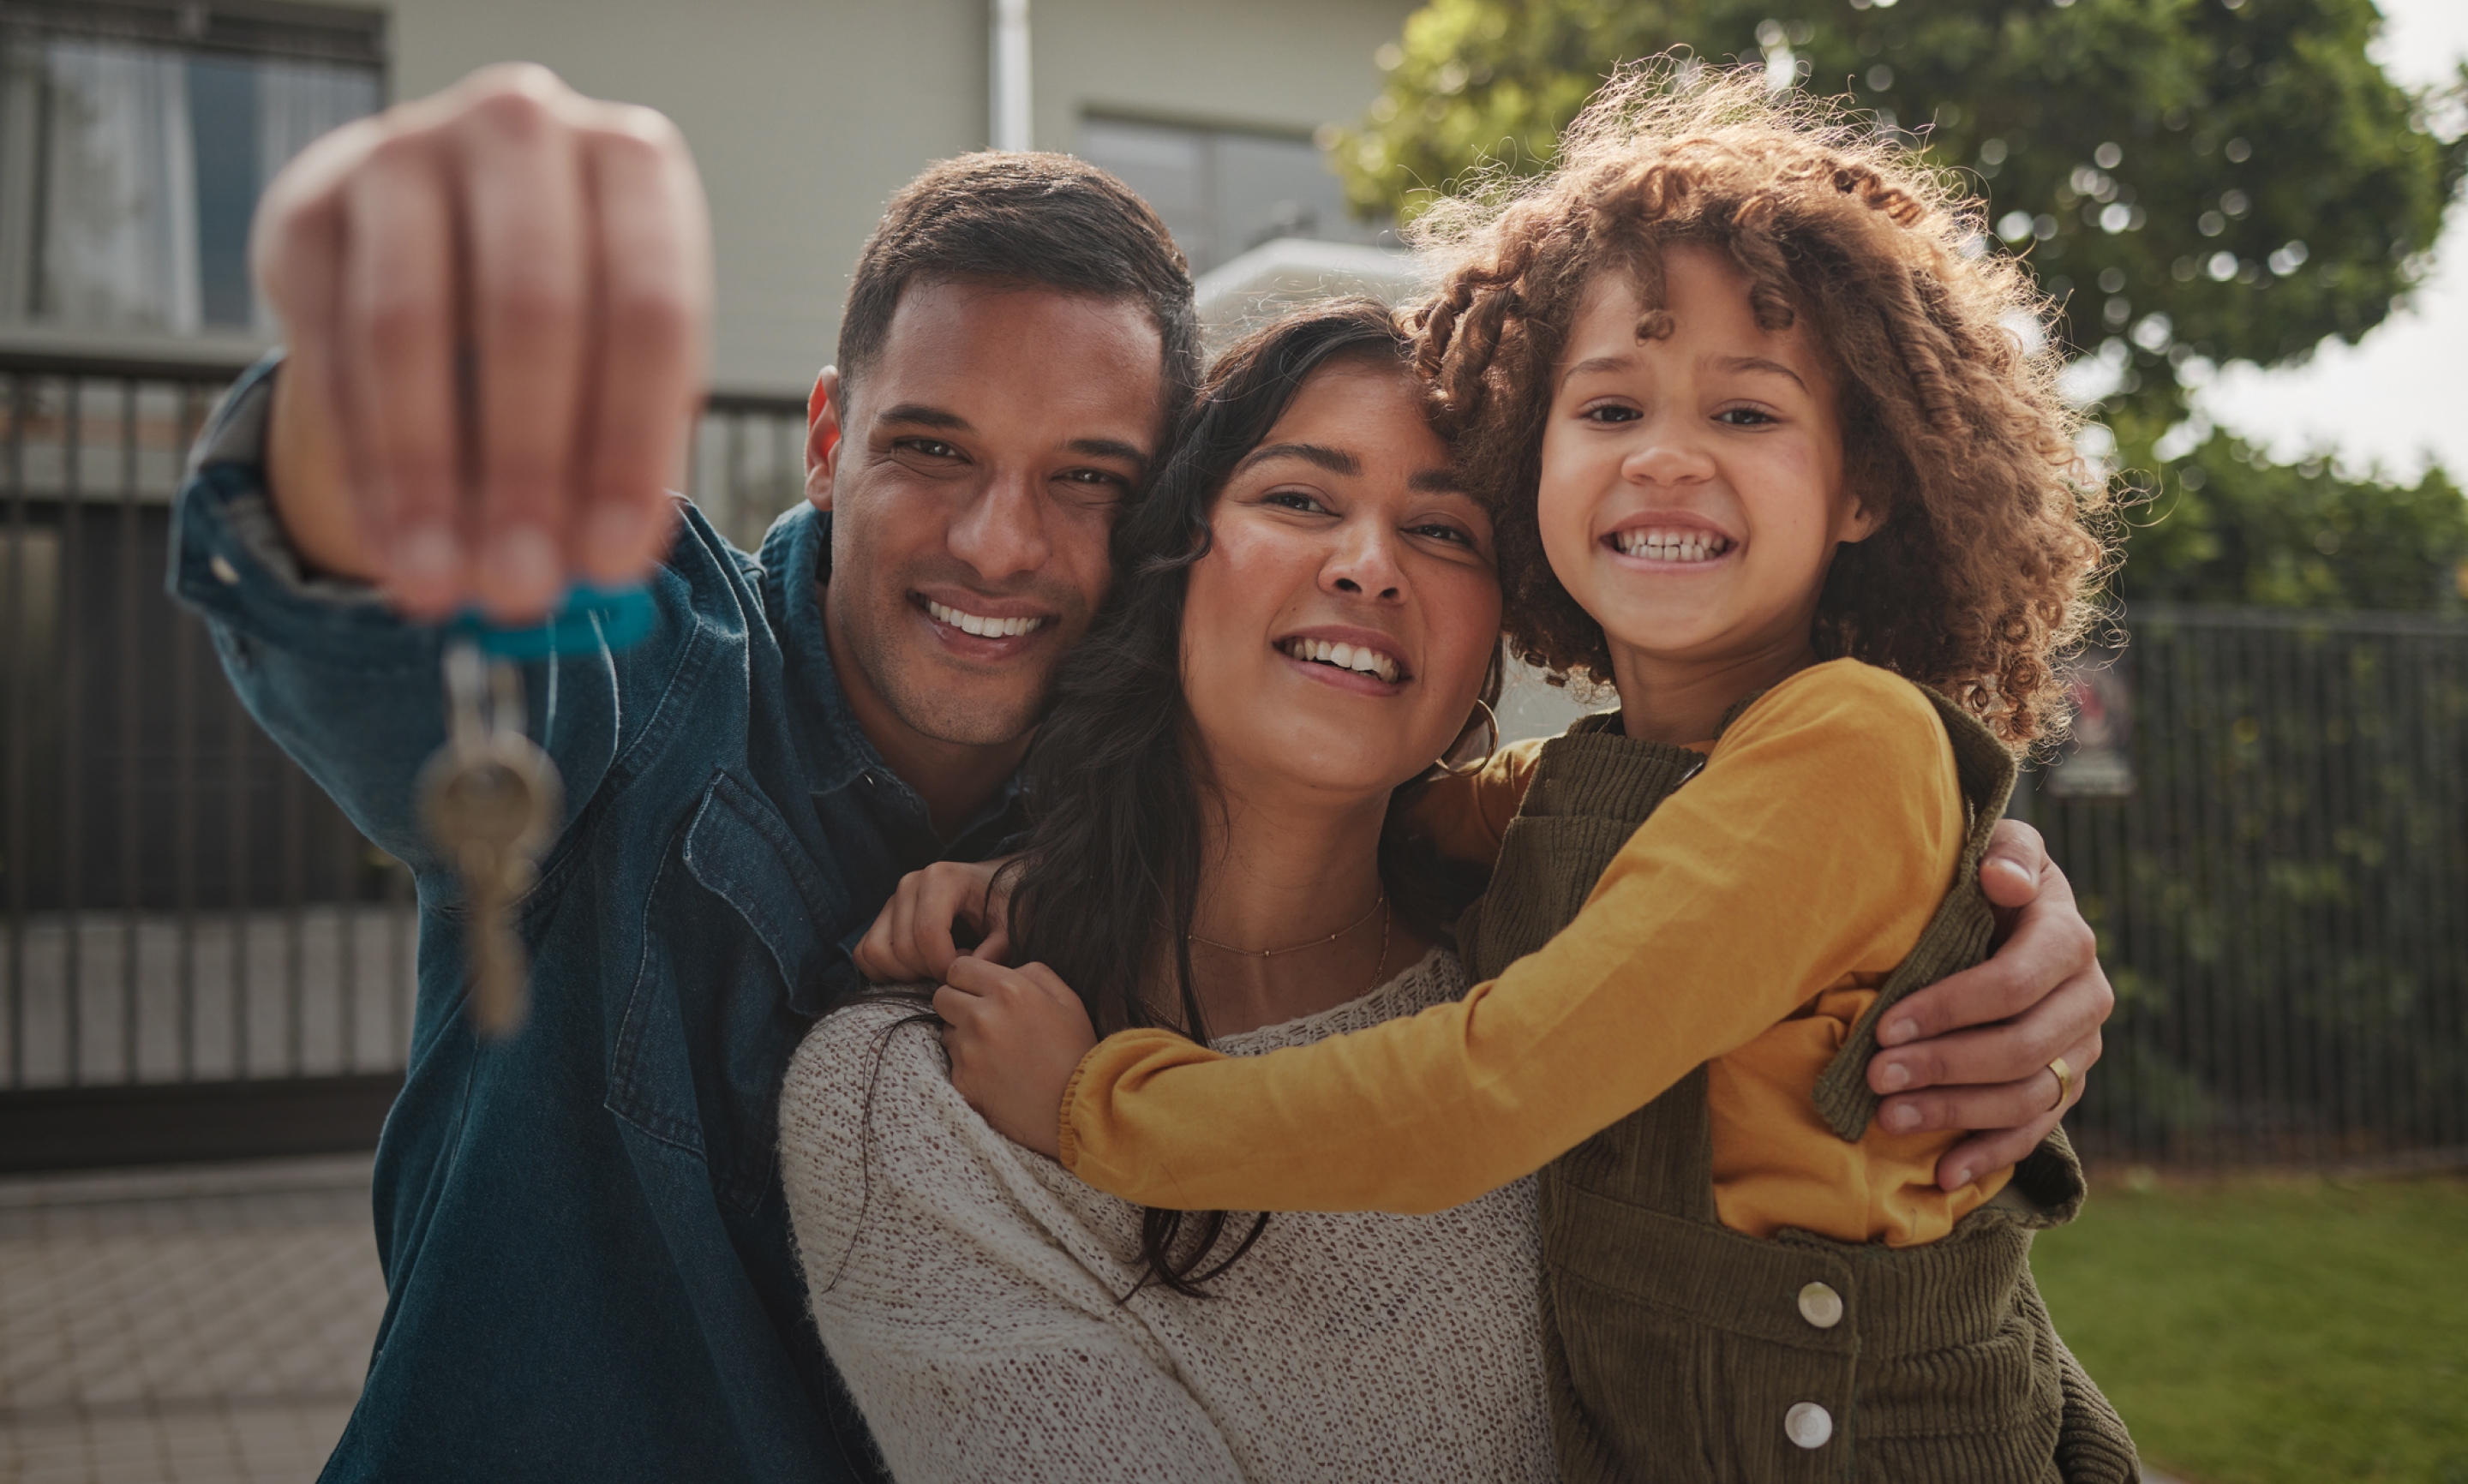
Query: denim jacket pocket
682 771 844 1015
608 770 848 1212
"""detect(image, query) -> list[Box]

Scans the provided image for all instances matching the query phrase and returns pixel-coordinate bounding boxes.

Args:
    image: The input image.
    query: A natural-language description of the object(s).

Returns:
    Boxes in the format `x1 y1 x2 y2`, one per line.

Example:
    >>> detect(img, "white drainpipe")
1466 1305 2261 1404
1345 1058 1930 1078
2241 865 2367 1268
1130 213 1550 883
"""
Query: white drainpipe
991 0 1033 152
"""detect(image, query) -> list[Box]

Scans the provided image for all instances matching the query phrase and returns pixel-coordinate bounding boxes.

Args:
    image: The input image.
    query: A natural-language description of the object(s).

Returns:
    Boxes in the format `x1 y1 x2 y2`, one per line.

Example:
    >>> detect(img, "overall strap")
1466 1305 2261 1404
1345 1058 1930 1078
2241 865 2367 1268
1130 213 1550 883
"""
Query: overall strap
1809 685 2019 1142
1456 712 1705 983
1457 709 1724 1224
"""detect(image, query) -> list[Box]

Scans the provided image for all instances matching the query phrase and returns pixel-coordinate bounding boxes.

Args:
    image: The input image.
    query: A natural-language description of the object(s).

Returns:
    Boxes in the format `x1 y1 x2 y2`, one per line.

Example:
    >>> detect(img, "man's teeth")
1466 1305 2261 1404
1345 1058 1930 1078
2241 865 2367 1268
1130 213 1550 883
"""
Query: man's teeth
1614 528 1733 562
926 600 1046 637
1282 638 1402 684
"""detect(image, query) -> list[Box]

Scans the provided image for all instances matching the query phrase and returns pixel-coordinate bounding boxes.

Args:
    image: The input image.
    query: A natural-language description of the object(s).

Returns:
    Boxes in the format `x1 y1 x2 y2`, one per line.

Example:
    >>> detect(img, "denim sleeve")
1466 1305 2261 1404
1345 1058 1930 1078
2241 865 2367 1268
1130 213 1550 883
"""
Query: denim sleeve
165 357 688 883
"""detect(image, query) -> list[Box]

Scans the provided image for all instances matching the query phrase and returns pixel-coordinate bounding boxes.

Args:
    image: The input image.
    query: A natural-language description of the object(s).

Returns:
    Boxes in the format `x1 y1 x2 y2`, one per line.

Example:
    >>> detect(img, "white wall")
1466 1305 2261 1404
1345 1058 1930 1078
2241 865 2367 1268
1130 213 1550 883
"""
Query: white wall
380 0 1414 395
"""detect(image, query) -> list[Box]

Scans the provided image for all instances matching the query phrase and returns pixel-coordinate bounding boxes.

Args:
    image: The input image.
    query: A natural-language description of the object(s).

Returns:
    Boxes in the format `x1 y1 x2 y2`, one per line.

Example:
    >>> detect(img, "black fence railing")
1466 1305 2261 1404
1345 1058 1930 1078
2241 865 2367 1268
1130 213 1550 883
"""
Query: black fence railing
0 348 808 1168
5 351 2463 1176
2026 603 2468 1170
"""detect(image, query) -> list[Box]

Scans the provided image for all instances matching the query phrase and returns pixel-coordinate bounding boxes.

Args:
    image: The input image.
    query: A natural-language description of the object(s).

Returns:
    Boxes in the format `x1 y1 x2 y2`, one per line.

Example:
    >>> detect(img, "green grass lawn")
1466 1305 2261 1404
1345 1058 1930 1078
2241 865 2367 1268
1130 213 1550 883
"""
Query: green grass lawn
2031 1171 2468 1484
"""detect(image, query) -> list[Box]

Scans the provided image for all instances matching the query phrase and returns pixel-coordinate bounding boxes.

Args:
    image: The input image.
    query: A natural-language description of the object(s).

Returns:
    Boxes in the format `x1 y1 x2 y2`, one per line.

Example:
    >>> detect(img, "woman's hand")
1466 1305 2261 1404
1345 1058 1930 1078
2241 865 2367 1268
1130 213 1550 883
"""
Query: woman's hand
854 859 1019 983
934 958 1096 1158
1868 817 2114 1188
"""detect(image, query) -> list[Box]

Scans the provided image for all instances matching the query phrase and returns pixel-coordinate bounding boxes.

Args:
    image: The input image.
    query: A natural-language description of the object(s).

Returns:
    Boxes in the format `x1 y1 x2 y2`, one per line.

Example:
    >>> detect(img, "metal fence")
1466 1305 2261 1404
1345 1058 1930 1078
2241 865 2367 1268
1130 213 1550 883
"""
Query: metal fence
2026 604 2468 1170
0 348 808 1169
4 350 2464 1175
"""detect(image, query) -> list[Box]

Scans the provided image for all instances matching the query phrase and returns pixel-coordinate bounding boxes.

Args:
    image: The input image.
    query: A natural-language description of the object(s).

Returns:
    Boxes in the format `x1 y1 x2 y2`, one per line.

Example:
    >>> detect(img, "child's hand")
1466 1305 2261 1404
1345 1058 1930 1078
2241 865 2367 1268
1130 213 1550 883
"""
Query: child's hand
853 858 1019 983
934 957 1095 1158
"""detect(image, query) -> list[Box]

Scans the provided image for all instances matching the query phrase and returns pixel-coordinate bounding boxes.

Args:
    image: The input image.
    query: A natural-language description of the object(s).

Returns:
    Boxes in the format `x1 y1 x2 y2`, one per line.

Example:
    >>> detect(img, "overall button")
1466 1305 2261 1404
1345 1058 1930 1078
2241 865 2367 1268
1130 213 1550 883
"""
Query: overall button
1784 1402 1834 1450
1797 1280 1845 1329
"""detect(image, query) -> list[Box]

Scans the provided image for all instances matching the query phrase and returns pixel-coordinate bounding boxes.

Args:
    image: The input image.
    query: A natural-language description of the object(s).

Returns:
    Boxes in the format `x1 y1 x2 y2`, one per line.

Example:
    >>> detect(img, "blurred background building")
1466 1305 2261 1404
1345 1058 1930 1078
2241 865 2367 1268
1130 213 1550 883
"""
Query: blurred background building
0 0 1416 385
0 0 1429 1164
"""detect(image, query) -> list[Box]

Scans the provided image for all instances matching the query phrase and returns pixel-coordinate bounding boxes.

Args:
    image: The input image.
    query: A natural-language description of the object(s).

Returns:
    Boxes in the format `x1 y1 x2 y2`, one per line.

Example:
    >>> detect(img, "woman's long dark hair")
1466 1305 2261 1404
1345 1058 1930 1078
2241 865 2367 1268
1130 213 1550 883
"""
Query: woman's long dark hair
1003 298 1500 1296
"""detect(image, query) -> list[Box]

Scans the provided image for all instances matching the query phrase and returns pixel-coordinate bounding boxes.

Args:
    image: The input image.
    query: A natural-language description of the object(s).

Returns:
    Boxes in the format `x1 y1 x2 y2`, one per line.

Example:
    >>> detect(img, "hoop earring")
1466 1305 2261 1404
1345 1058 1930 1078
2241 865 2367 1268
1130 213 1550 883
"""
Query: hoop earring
1434 698 1501 777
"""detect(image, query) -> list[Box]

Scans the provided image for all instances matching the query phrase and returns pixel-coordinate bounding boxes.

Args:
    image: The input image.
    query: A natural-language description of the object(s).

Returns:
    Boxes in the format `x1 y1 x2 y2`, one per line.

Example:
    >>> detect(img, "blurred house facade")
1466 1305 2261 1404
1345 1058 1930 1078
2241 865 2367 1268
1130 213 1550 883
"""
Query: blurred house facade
0 0 1419 1159
0 0 1414 392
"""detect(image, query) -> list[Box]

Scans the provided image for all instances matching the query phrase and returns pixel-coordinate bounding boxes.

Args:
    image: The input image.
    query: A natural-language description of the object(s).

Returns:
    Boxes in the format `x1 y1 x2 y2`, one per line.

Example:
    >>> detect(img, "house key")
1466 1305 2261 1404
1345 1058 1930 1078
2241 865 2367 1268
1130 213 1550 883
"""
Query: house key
418 638 562 1038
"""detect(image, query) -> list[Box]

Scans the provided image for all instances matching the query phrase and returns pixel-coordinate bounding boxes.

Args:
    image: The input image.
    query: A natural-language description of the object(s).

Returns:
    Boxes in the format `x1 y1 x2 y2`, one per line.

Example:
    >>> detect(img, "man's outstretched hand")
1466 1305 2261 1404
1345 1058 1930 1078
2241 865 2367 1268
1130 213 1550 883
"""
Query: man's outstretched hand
1871 817 2113 1189
254 64 713 622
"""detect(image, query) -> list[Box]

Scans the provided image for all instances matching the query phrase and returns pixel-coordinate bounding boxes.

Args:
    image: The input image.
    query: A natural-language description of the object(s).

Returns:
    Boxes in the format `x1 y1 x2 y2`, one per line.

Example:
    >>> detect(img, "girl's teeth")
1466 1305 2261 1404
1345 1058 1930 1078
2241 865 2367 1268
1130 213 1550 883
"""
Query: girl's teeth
1284 638 1400 684
926 600 1045 637
1615 529 1732 562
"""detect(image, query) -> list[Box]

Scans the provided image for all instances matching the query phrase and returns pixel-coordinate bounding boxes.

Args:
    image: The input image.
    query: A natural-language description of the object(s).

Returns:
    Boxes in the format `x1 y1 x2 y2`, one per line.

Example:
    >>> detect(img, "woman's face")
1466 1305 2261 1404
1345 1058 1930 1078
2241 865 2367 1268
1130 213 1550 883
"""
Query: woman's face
1181 357 1501 806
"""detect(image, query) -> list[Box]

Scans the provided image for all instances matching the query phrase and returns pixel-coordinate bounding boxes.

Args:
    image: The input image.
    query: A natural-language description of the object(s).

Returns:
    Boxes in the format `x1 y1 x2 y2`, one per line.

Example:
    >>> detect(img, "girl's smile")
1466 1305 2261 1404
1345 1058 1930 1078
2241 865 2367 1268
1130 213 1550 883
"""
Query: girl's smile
1602 510 1740 567
1537 245 1877 742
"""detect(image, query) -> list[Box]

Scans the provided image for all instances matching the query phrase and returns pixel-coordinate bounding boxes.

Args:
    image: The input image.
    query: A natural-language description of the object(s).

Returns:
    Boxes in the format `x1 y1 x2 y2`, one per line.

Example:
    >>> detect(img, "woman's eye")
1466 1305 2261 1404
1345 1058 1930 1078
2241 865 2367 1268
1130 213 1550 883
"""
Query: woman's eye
1582 404 1641 424
1264 490 1332 515
1409 522 1473 547
1715 407 1778 428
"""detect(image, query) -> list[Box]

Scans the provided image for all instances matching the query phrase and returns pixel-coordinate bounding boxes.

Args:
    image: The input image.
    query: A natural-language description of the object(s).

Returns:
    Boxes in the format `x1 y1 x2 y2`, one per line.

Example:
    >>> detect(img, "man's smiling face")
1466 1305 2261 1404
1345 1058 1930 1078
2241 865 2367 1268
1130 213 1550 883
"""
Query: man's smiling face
807 278 1166 766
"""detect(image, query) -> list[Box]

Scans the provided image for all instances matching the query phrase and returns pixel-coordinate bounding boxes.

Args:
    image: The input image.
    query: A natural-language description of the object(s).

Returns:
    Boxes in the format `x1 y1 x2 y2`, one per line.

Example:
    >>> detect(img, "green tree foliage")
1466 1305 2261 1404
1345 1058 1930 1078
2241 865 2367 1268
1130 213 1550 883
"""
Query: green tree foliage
2112 423 2468 608
1335 0 2468 610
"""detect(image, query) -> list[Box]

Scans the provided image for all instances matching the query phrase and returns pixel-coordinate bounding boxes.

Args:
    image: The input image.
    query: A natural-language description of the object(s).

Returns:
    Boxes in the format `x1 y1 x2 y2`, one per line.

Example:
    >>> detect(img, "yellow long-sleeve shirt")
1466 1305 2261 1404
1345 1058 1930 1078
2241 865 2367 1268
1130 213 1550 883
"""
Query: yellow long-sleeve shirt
1059 660 2009 1245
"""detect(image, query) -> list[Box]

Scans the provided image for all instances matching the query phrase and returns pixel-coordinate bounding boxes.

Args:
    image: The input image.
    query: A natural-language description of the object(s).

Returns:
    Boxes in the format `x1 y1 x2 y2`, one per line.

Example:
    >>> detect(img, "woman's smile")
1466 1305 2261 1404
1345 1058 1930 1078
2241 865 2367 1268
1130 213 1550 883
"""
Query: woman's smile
1275 626 1413 691
1181 356 1500 802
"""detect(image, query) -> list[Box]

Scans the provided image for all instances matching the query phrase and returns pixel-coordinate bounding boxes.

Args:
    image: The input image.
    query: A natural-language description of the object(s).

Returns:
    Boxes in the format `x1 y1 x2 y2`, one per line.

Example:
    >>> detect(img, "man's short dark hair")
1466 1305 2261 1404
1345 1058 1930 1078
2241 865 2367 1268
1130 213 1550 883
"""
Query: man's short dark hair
837 152 1202 414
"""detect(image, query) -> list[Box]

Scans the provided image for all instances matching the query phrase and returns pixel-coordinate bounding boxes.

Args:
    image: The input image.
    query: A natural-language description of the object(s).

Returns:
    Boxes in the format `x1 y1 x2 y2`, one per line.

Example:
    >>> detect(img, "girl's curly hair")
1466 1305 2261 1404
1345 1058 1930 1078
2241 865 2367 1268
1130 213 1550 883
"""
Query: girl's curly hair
1409 60 2112 747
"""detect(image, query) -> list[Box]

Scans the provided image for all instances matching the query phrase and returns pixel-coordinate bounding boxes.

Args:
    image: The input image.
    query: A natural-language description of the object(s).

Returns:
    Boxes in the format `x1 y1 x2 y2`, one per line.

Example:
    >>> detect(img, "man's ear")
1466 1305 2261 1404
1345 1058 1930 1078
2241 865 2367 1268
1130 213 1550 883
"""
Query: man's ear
806 367 842 511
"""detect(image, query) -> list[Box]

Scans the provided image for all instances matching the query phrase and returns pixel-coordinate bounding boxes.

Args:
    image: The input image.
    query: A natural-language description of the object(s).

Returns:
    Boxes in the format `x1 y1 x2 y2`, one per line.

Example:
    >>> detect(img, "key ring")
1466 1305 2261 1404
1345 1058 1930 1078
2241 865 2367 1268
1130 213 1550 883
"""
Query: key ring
451 583 655 660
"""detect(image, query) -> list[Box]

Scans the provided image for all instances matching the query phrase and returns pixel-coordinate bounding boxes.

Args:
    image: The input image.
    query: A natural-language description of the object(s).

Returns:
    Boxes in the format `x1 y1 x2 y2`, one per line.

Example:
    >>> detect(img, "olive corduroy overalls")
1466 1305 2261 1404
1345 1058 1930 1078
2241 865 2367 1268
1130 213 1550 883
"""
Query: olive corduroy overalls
1457 691 2138 1482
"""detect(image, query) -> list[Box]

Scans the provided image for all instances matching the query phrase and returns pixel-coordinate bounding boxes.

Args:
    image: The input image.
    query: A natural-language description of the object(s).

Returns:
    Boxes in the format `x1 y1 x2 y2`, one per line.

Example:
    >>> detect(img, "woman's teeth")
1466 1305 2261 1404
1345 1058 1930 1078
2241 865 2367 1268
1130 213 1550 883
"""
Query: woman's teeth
1614 528 1733 562
926 600 1045 637
1282 637 1402 685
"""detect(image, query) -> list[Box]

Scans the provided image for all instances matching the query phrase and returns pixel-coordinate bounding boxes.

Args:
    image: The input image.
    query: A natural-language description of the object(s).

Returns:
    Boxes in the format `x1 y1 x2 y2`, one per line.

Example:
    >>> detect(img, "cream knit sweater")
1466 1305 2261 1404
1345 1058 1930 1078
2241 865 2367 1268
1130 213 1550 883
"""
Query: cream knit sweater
779 948 1556 1484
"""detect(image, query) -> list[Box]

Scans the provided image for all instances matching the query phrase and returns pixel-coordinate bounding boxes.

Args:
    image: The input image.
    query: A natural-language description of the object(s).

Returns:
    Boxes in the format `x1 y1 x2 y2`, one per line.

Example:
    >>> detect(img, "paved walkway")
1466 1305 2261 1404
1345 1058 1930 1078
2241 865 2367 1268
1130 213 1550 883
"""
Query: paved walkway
0 1157 380 1484
0 1153 2192 1483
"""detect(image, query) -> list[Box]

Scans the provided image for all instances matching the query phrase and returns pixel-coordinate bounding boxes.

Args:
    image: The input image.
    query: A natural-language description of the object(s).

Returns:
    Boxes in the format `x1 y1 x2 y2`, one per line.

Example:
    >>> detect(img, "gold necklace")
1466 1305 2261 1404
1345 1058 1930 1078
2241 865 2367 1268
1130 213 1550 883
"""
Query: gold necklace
1360 903 1393 993
1189 892 1386 958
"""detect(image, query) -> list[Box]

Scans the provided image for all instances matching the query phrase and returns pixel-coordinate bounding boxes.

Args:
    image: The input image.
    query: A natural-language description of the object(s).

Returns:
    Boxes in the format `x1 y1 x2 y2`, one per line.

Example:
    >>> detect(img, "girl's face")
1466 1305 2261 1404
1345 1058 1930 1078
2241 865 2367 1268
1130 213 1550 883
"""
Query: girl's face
1181 357 1501 807
1537 246 1873 689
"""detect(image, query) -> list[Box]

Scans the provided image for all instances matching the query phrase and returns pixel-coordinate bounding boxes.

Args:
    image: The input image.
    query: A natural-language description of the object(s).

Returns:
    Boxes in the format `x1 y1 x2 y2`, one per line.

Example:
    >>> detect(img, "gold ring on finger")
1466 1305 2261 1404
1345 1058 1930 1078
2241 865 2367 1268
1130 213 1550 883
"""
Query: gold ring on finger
2046 1054 2074 1112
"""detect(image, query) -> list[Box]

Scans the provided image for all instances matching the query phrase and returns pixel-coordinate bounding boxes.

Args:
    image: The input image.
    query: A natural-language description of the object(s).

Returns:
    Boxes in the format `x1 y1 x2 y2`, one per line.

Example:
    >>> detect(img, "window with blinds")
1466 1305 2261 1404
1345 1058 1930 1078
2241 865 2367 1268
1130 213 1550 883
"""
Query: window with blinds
0 0 383 337
1077 114 1379 277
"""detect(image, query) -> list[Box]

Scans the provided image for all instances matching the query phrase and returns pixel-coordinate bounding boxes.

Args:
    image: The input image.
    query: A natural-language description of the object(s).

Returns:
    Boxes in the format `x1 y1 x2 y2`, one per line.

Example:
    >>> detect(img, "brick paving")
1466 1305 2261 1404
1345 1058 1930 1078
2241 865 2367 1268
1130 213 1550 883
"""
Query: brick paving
0 1158 380 1484
0 1151 2189 1483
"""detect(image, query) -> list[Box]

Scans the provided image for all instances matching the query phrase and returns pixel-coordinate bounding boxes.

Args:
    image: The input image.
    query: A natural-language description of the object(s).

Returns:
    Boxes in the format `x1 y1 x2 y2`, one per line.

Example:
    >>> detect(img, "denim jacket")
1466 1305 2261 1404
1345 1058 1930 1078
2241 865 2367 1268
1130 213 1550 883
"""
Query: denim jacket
170 362 1013 1482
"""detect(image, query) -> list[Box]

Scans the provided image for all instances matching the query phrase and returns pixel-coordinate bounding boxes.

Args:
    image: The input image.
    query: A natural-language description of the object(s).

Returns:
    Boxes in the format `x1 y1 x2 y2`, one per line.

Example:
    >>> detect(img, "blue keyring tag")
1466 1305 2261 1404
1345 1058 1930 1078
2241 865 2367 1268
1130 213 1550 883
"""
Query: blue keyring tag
452 583 655 660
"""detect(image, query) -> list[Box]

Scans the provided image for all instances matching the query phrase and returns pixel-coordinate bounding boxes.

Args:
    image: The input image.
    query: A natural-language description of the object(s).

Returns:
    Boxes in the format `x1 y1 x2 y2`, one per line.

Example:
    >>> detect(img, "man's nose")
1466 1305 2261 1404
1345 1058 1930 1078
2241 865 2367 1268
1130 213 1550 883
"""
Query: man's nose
946 467 1051 584
1324 520 1404 601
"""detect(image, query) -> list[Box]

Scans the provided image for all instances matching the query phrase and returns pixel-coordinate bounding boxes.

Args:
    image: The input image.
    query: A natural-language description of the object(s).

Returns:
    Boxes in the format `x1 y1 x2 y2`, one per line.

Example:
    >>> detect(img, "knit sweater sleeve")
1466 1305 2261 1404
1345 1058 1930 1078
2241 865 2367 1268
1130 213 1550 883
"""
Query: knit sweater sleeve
1057 660 1963 1216
781 1002 1245 1484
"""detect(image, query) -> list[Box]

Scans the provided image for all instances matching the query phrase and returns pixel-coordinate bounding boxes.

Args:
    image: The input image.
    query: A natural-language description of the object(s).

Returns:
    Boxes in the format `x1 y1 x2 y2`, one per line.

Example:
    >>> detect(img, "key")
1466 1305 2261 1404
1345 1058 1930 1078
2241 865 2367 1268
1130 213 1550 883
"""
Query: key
417 639 563 1038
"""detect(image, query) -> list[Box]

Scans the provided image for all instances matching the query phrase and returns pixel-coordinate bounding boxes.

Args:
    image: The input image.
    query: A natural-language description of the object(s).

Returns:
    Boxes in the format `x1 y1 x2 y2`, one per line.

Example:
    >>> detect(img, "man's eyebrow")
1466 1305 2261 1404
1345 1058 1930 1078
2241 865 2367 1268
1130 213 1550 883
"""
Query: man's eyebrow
1235 441 1362 477
1066 436 1150 471
1408 468 1469 494
874 403 973 432
1710 354 1808 390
